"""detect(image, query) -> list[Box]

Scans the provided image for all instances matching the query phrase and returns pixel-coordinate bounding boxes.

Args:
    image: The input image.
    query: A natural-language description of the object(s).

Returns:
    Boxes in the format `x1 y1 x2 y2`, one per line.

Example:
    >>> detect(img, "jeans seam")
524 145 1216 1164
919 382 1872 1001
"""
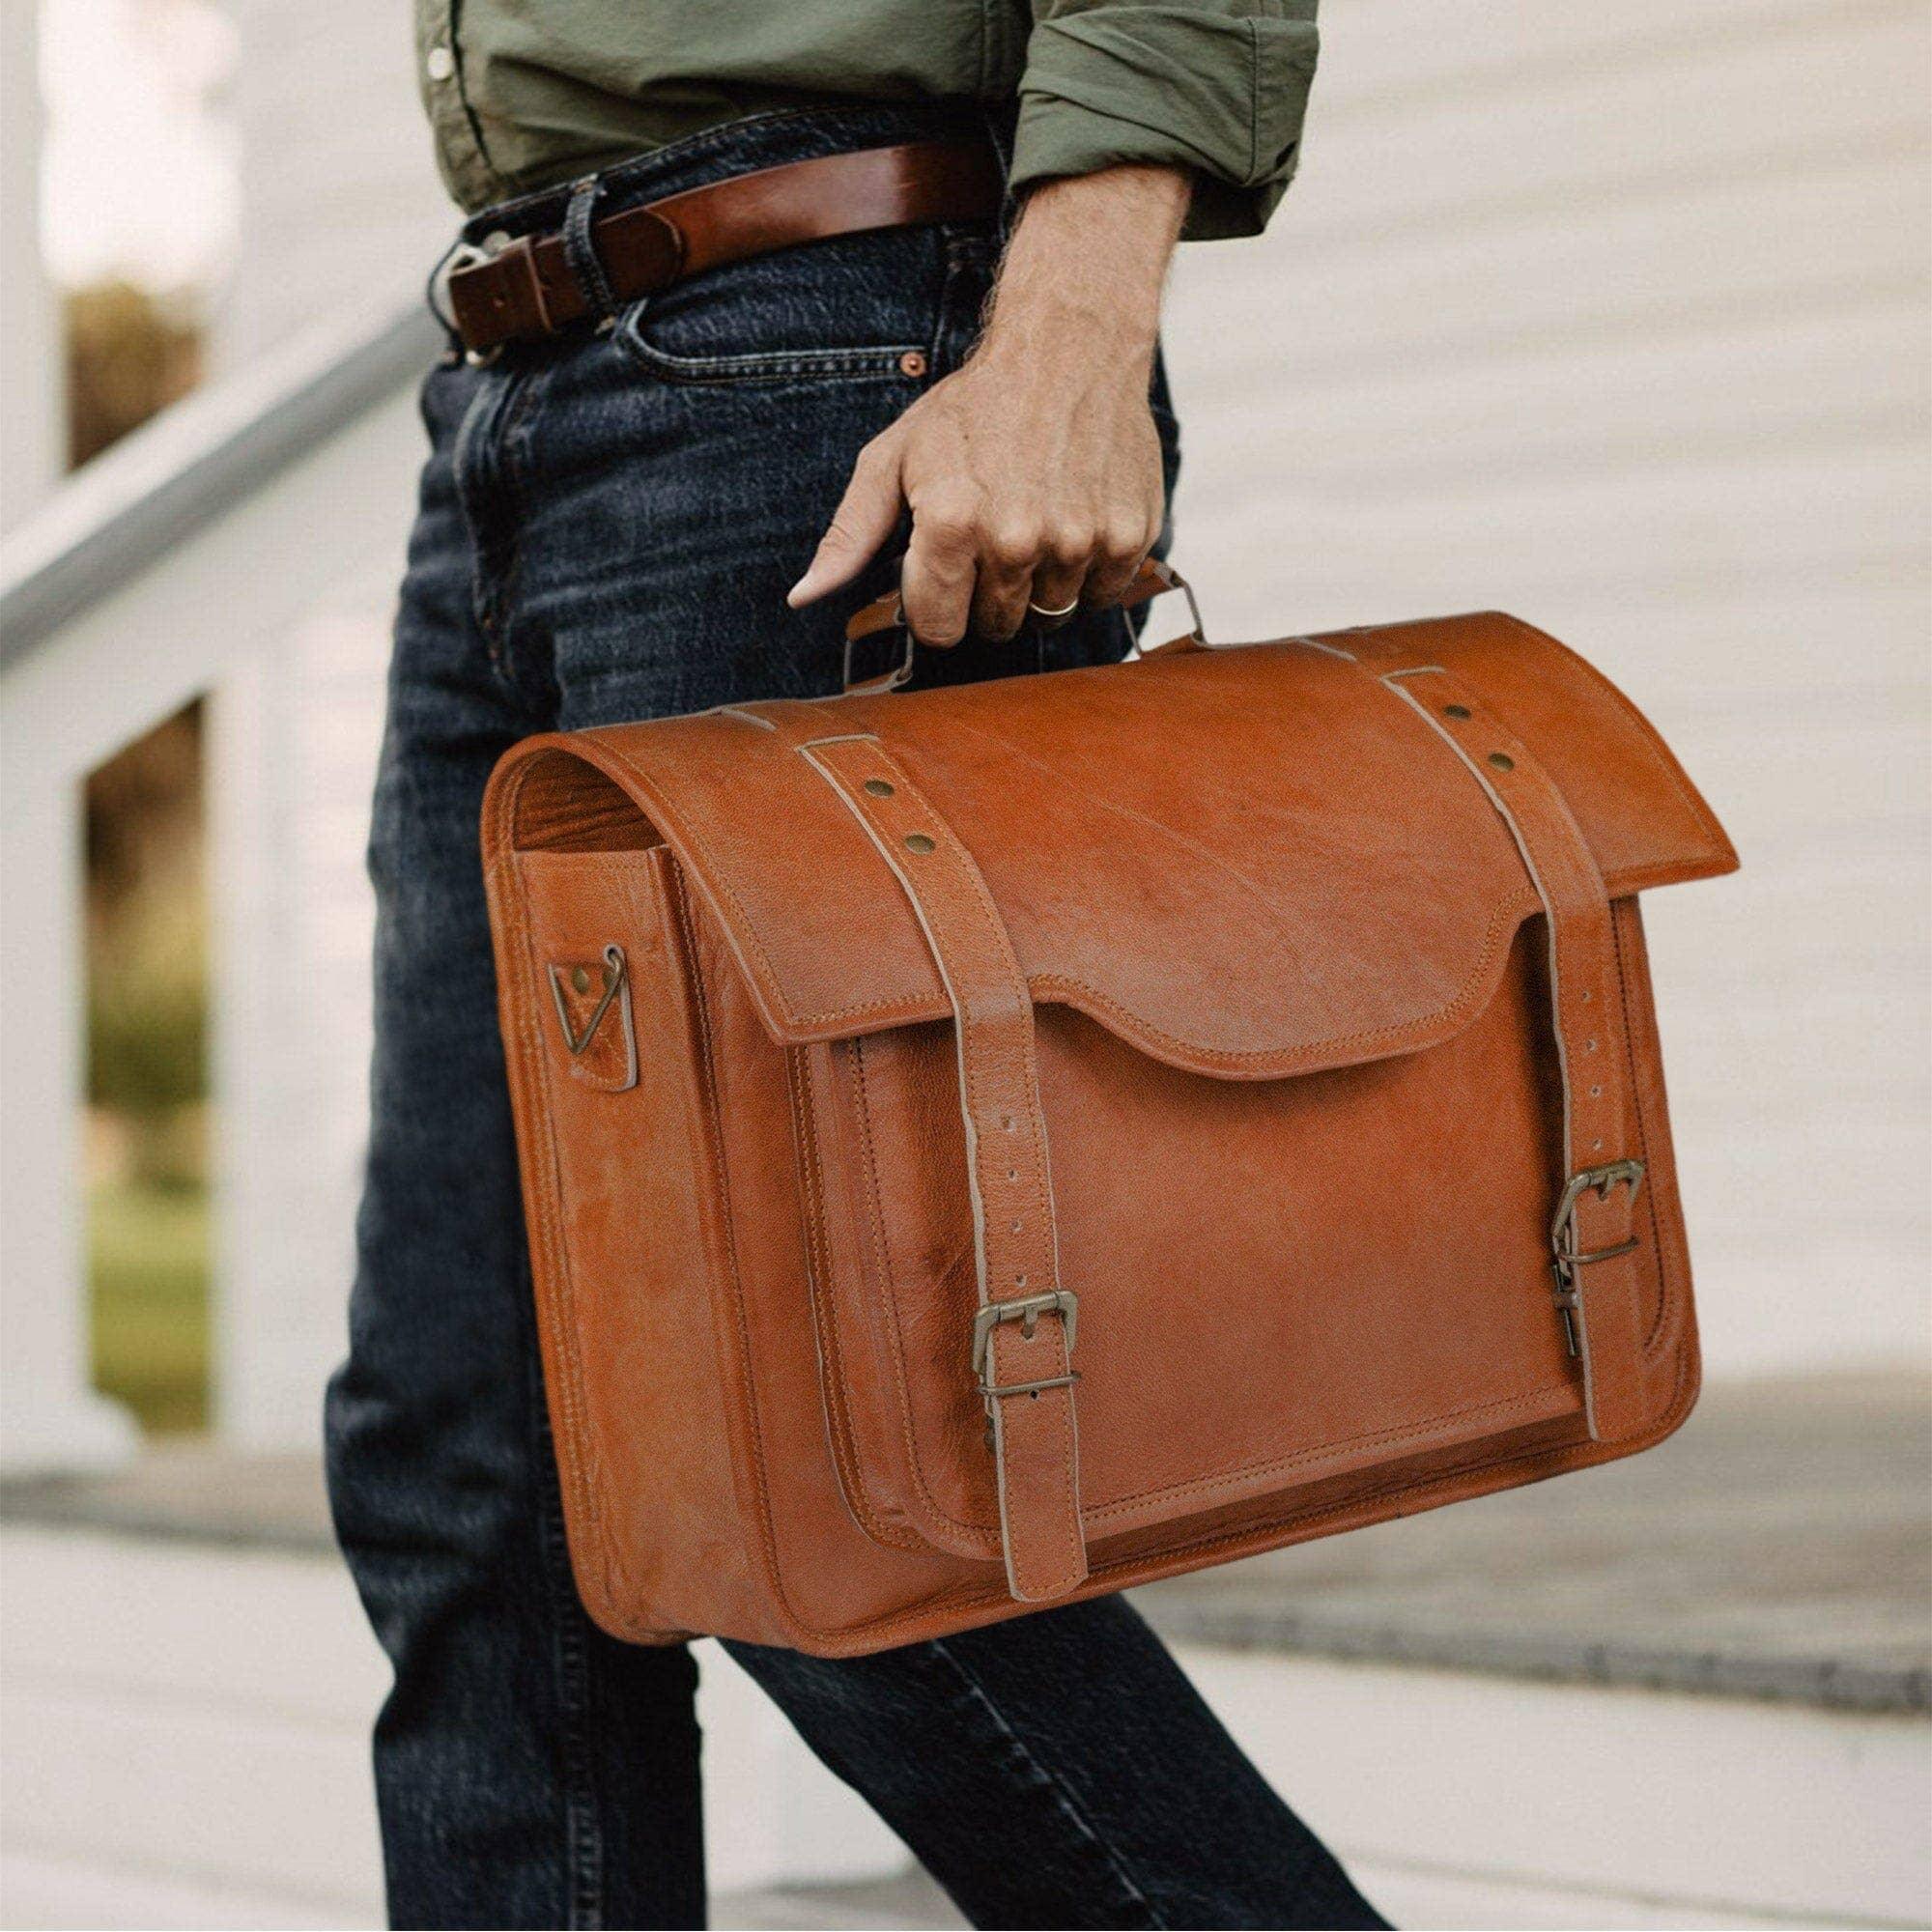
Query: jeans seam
534 1351 607 1926
928 1637 1168 1929
483 355 557 697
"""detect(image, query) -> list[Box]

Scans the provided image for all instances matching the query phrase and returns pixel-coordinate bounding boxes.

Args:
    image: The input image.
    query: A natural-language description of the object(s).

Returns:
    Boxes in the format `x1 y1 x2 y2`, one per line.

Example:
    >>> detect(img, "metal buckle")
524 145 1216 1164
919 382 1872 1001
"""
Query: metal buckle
841 611 918 696
434 240 505 365
548 945 627 1056
1549 1158 1645 1354
972 1290 1079 1401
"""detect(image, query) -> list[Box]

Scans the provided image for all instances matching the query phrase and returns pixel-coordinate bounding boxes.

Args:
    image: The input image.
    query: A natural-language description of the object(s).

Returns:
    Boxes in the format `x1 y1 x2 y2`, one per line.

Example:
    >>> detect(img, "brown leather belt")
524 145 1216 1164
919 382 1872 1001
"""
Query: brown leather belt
446 139 1005 357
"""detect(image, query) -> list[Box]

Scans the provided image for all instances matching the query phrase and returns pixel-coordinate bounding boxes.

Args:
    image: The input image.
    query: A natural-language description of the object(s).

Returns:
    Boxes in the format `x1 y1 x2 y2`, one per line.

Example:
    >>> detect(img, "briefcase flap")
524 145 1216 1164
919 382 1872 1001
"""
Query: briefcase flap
491 611 1735 1081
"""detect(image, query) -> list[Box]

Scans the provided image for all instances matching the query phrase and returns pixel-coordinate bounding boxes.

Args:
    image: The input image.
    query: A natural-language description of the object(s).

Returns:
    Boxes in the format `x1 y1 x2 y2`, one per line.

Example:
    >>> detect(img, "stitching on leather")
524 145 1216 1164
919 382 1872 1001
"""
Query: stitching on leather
670 867 805 1638
1080 1381 1573 1523
1611 902 1674 1360
787 1044 924 1550
847 1021 1596 1536
1024 894 1524 1067
592 626 1729 1054
598 738 943 1032
776 1328 1698 1652
491 779 641 1627
494 774 610 1589
598 733 1544 1063
882 746 1084 1595
850 1036 995 1543
811 738 1084 1596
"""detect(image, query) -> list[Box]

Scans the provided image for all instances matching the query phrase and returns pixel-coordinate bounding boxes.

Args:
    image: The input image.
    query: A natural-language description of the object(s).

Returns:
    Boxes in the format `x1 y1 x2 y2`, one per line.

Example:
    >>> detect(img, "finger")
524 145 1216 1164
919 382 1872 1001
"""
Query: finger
969 521 1041 640
787 438 903 608
1027 523 1095 625
1083 511 1158 611
900 497 979 647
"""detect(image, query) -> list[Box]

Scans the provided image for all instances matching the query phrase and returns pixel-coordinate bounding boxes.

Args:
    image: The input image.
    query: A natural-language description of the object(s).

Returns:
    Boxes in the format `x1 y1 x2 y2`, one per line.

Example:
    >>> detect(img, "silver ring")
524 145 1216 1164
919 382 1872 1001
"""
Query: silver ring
1027 595 1080 620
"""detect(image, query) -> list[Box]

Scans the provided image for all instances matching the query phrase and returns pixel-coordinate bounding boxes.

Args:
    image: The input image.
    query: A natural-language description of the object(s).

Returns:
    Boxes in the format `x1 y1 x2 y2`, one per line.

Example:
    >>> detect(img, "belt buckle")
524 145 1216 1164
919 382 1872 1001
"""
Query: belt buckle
973 1290 1079 1403
438 236 507 365
1549 1159 1645 1354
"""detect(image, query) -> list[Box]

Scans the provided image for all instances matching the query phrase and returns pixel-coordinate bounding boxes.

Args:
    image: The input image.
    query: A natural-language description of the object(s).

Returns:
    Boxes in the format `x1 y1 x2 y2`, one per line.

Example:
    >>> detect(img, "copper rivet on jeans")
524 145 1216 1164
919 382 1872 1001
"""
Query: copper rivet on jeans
571 967 591 993
1444 703 1472 719
899 350 928 378
905 832 935 854
864 779 895 797
1488 752 1515 771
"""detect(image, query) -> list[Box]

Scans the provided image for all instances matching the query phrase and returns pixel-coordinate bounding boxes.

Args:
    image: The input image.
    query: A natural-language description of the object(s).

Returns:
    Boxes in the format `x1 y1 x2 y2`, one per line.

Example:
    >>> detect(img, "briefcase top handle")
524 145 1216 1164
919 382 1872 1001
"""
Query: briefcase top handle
840 556 1205 696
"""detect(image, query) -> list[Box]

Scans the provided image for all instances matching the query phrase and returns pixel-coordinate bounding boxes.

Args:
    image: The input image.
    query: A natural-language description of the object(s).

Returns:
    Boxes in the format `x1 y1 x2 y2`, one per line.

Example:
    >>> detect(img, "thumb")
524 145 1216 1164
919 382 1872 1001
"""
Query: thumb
787 440 903 608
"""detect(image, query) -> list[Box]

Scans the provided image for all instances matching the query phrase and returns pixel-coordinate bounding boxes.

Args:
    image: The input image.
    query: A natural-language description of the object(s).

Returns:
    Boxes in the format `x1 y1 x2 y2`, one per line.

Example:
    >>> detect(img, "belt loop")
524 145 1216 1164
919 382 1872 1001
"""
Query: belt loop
561 175 621 332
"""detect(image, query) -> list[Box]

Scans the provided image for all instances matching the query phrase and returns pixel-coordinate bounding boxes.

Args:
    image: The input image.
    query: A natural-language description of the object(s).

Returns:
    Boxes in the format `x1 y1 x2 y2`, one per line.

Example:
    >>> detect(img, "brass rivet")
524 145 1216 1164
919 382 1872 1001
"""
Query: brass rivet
1444 703 1472 720
905 832 935 854
898 350 928 379
570 966 591 993
1488 751 1515 771
864 778 894 797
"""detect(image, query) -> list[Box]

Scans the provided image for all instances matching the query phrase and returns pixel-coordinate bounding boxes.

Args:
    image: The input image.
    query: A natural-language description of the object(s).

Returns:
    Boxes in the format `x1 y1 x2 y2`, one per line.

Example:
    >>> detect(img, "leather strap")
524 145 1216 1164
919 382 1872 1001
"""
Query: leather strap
842 555 1203 696
449 140 1005 355
844 554 1195 648
1367 661 1651 1442
799 732 1089 1602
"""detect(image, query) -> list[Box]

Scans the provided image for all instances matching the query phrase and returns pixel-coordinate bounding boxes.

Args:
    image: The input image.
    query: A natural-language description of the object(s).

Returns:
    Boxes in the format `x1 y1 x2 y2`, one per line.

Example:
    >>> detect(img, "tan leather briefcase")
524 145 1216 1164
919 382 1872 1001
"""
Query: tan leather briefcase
482 575 1736 1656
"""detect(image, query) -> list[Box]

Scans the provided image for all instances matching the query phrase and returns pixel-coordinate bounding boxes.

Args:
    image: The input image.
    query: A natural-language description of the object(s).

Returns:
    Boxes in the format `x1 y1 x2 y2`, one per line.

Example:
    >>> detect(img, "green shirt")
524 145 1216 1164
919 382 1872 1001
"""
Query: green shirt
414 1 1319 242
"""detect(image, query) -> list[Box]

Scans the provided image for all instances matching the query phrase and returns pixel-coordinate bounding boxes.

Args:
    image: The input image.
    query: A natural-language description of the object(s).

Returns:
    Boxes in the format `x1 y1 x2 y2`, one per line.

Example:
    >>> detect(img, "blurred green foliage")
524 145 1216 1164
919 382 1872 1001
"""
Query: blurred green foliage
90 1179 210 1435
68 282 213 1435
85 701 211 1428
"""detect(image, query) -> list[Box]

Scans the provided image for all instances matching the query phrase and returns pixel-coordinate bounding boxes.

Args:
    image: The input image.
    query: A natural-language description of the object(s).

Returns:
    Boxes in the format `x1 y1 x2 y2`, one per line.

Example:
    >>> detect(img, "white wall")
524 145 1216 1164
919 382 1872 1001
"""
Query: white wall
1164 0 1930 1378
213 0 448 370
1 0 64 531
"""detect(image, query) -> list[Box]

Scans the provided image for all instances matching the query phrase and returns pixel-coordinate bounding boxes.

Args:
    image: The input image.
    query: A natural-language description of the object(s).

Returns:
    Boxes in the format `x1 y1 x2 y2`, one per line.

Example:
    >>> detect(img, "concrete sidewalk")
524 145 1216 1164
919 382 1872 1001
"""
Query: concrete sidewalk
4 1374 1928 1928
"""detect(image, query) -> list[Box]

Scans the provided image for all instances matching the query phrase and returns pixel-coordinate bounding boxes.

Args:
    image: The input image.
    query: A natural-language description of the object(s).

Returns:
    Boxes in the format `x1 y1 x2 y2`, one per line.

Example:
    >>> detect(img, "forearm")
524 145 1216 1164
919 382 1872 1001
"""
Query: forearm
977 164 1191 381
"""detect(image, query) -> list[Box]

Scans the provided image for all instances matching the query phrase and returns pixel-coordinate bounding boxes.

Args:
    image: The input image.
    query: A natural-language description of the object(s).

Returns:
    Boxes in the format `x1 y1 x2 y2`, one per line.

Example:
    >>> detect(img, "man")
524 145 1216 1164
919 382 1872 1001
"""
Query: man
327 3 1385 1925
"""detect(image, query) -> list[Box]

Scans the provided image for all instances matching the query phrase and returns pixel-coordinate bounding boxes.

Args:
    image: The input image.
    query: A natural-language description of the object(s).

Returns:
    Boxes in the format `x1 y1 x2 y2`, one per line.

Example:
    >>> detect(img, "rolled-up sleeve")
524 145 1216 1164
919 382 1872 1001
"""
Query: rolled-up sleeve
1009 0 1319 239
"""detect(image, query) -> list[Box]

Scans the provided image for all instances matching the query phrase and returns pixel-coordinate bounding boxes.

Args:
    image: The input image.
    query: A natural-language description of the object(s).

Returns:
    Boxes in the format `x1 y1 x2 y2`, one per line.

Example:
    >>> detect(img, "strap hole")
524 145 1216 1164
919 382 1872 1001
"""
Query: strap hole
1006 1168 1018 1181
1487 751 1515 771
864 778 895 798
904 832 935 854
1443 703 1472 719
1581 989 1593 1003
1592 1138 1605 1151
1585 1037 1599 1052
1589 1084 1603 1098
1010 1218 1023 1233
1015 1274 1028 1288
1002 1116 1016 1131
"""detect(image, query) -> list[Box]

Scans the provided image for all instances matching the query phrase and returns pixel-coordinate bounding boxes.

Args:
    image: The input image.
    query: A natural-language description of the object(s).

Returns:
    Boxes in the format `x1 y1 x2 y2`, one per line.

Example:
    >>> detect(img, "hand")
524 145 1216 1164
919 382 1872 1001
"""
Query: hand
787 164 1190 645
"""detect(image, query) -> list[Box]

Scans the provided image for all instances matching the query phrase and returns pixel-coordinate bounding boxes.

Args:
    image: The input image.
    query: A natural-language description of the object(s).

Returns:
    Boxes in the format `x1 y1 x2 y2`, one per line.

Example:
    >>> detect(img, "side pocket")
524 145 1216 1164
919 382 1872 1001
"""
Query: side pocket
613 222 959 385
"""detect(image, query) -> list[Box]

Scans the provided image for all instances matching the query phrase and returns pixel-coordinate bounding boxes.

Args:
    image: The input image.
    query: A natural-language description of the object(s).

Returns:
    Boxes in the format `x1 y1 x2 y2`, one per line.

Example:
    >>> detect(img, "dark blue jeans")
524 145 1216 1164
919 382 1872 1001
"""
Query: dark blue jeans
327 102 1386 1932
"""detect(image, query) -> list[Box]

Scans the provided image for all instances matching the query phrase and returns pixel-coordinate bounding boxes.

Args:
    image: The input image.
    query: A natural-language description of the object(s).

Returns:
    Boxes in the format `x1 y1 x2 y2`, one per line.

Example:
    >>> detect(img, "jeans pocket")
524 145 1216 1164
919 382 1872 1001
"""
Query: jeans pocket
614 222 963 386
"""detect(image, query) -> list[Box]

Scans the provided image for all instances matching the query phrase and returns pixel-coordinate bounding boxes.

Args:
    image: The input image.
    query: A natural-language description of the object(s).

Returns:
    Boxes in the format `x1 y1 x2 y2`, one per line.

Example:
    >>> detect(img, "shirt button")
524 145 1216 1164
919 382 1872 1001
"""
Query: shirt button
425 44 455 81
